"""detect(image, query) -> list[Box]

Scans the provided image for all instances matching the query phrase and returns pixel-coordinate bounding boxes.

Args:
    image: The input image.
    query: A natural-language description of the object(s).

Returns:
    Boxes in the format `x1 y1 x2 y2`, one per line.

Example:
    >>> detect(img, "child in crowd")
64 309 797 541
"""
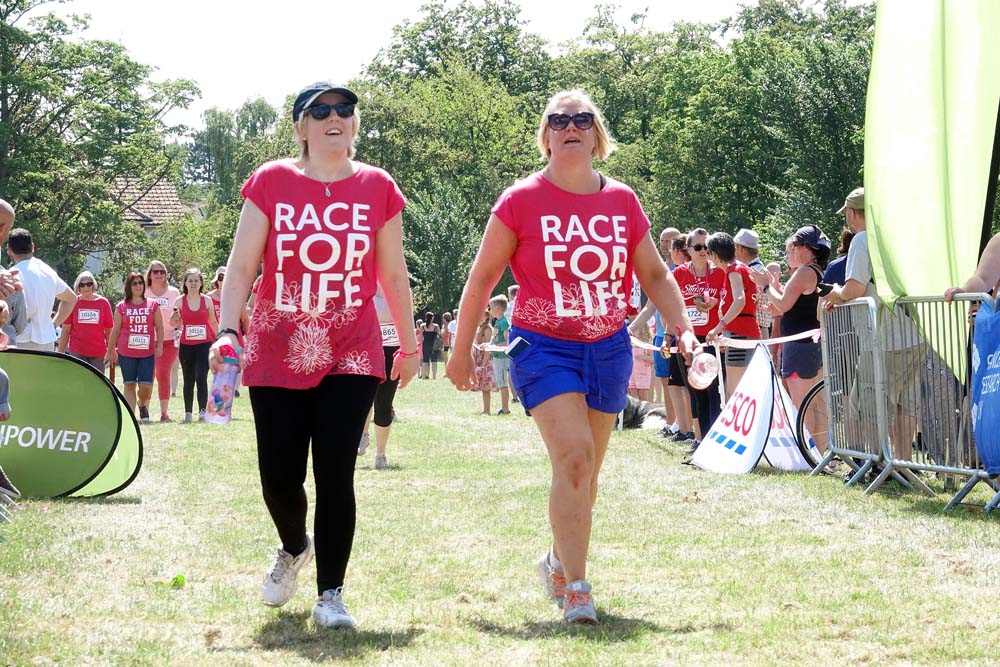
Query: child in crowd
488 294 511 415
472 309 498 414
628 315 654 401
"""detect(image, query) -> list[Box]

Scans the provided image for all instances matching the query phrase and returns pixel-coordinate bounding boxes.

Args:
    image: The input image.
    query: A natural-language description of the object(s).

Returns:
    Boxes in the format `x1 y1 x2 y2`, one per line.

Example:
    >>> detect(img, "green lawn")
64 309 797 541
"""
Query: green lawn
3 377 1000 666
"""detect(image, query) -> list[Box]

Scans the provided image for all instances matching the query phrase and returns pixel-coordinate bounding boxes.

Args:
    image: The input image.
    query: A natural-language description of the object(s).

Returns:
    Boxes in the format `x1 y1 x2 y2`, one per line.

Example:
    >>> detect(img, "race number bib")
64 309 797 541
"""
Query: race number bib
185 325 208 341
380 324 399 346
155 297 169 309
128 334 150 350
687 306 708 327
77 309 100 324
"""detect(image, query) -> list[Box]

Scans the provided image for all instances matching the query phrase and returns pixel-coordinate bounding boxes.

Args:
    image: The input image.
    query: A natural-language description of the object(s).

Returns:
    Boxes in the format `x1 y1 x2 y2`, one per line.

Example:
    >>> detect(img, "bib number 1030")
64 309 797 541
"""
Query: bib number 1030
720 391 758 436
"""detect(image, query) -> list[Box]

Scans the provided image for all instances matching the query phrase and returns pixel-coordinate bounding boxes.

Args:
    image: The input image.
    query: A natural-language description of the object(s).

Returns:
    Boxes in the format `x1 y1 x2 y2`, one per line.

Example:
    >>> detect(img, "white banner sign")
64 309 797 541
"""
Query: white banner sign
762 374 813 472
691 346 773 474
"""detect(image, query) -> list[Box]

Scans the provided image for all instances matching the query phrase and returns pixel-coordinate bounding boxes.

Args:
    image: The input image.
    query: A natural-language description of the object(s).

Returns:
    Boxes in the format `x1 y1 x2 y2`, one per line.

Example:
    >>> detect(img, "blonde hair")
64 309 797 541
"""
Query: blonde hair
294 105 361 159
536 89 617 161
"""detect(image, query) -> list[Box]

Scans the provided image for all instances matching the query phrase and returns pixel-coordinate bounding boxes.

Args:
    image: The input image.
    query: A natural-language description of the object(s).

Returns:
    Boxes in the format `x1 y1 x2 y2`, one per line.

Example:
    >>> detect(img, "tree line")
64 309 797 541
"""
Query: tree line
4 0 994 312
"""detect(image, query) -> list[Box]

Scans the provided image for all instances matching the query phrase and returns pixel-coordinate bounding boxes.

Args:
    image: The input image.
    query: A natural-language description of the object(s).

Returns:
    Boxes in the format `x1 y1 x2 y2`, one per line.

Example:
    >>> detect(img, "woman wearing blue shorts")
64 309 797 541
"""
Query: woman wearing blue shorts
447 89 696 625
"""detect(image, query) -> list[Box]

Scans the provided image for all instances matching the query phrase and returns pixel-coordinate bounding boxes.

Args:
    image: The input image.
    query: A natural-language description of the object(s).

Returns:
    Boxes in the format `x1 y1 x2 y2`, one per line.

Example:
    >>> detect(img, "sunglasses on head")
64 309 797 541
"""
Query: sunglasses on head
547 112 595 131
78 281 94 287
151 269 166 274
306 103 355 121
690 243 707 252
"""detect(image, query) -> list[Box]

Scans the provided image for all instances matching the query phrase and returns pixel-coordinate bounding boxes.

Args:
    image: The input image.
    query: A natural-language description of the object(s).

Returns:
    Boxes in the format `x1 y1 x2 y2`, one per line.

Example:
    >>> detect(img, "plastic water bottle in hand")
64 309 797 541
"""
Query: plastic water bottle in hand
205 345 239 424
688 351 720 390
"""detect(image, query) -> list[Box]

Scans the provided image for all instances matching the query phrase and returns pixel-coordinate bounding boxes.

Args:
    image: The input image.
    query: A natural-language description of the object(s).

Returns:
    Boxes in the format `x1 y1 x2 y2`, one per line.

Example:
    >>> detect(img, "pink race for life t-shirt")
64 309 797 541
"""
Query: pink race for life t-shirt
491 173 650 342
67 296 113 357
240 159 406 388
115 299 160 358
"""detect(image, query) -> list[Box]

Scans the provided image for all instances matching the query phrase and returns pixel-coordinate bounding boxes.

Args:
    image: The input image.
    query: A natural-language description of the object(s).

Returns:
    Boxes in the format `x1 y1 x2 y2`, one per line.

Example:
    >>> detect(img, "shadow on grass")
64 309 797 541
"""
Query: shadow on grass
61 495 143 505
469 611 694 642
251 610 422 660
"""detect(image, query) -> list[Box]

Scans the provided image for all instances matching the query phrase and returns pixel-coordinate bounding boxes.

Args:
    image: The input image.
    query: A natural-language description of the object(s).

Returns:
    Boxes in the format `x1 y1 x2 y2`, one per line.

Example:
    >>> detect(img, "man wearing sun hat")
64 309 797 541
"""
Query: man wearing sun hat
734 228 771 338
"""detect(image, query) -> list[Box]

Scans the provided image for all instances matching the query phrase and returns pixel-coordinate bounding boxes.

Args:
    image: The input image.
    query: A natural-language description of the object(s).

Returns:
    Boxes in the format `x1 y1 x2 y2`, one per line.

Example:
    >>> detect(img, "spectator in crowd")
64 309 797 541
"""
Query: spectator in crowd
0 300 16 499
628 315 654 400
57 271 113 371
471 308 498 414
733 229 771 338
823 228 855 287
106 271 164 421
946 231 1000 301
706 232 761 398
659 228 681 268
440 311 453 365
756 225 830 441
5 228 76 351
171 268 219 423
144 260 181 421
0 201 23 303
488 294 511 415
419 311 441 379
447 89 695 624
825 187 922 458
208 81 418 629
673 227 725 450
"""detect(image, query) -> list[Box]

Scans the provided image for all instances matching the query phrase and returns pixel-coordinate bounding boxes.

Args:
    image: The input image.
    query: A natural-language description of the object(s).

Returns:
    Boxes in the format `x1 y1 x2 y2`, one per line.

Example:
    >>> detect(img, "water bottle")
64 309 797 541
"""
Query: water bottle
205 345 239 424
687 351 720 390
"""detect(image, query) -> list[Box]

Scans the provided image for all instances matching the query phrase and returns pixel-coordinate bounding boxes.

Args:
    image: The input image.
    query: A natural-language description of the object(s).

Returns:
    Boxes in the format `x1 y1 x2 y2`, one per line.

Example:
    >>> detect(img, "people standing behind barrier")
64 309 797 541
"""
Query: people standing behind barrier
144 260 181 421
446 89 696 624
358 285 406 470
440 311 453 365
706 232 761 399
672 227 725 450
753 226 829 437
488 294 511 415
419 311 441 379
106 271 164 421
945 231 1000 302
823 228 854 287
628 315 654 401
5 228 76 351
208 81 419 629
824 187 923 459
732 229 771 338
471 309 498 414
171 268 218 423
57 271 113 371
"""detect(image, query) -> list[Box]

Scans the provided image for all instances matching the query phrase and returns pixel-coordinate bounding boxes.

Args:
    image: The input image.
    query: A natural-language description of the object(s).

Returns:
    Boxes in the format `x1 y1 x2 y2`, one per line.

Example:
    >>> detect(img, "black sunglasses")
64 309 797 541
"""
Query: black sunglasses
690 243 707 252
78 281 94 287
547 112 595 131
307 103 355 120
151 269 166 274
130 280 145 286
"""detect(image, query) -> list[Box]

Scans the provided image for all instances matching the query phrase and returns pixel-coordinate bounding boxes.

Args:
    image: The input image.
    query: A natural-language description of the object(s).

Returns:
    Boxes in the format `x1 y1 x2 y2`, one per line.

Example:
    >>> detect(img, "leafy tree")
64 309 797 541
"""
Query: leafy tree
0 0 198 275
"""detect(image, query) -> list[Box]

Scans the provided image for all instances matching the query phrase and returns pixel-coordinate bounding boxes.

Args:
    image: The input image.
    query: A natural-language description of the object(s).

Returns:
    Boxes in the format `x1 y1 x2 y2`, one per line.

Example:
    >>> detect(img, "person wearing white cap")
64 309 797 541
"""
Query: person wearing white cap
733 228 771 338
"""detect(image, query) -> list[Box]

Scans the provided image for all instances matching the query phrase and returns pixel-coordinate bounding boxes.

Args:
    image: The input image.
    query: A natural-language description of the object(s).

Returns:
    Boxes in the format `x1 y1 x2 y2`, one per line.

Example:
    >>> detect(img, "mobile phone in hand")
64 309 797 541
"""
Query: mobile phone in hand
505 336 530 358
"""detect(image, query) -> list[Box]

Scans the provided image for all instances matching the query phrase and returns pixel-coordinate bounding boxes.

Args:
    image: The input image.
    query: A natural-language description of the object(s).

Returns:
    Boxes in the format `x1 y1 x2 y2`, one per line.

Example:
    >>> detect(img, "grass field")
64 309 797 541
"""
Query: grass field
3 376 1000 666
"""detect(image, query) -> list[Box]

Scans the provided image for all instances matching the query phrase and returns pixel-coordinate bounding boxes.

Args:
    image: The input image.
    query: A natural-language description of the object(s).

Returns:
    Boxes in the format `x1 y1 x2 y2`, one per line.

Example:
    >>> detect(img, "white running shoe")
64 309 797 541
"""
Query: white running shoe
313 587 356 629
261 532 314 607
374 453 389 469
357 432 370 456
536 551 566 609
563 579 598 624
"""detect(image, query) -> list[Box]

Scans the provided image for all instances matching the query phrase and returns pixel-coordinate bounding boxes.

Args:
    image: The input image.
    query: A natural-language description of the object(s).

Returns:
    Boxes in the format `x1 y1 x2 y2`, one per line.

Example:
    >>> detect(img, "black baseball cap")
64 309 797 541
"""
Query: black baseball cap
292 82 358 122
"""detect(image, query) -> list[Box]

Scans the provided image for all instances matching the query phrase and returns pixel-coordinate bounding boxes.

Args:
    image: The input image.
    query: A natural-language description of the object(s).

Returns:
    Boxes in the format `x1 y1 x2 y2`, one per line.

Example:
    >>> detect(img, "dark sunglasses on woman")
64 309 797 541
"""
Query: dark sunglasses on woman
547 112 595 131
78 281 94 287
307 103 355 121
690 243 707 252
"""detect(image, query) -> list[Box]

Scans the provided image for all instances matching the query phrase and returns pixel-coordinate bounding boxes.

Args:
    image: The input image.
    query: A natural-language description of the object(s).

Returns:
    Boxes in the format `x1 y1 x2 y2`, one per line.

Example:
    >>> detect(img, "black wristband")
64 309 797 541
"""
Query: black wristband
216 327 239 340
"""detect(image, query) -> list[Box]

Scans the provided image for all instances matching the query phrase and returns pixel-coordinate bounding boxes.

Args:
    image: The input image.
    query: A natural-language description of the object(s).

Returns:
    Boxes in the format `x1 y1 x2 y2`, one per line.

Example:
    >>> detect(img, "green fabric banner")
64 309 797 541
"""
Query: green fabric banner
0 350 142 498
865 0 1000 299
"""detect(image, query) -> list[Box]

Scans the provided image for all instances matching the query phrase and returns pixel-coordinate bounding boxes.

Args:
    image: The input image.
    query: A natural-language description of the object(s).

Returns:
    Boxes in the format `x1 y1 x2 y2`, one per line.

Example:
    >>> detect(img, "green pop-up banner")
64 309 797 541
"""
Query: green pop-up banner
0 350 142 498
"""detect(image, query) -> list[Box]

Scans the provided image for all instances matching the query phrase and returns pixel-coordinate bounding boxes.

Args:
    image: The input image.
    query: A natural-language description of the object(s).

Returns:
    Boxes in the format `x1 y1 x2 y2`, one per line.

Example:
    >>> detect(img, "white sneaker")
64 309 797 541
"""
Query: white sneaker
313 587 356 628
357 432 370 456
261 532 314 607
563 579 598 624
374 453 389 469
536 551 566 609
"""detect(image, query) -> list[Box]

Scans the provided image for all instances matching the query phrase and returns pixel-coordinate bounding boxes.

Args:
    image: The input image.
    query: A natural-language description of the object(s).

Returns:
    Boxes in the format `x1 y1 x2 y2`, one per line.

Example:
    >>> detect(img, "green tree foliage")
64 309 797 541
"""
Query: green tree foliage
0 0 198 276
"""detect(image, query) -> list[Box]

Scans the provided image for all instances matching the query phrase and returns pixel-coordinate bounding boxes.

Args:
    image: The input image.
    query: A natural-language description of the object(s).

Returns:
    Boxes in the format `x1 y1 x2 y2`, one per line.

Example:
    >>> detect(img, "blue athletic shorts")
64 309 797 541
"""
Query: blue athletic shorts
509 324 632 414
118 354 155 385
652 334 669 378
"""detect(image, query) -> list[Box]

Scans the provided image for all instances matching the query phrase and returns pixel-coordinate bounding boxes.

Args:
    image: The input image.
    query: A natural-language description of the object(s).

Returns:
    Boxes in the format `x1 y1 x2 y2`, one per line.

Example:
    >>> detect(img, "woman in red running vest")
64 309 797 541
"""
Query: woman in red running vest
106 271 164 421
171 268 218 422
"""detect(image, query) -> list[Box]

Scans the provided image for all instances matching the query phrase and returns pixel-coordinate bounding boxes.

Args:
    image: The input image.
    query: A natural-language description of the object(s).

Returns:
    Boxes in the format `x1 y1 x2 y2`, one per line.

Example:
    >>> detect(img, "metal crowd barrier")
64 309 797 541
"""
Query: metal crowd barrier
814 293 1000 507
811 297 902 490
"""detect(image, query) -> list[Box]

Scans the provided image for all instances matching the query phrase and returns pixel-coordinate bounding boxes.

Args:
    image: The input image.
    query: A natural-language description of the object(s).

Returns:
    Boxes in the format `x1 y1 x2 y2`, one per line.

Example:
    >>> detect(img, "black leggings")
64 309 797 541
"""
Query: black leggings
373 346 400 427
685 340 722 438
250 374 379 594
178 341 211 413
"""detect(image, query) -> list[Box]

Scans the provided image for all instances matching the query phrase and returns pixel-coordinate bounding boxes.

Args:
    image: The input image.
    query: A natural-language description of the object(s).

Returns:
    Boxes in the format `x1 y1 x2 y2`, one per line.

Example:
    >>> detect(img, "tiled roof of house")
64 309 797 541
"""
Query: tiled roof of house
114 178 191 227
